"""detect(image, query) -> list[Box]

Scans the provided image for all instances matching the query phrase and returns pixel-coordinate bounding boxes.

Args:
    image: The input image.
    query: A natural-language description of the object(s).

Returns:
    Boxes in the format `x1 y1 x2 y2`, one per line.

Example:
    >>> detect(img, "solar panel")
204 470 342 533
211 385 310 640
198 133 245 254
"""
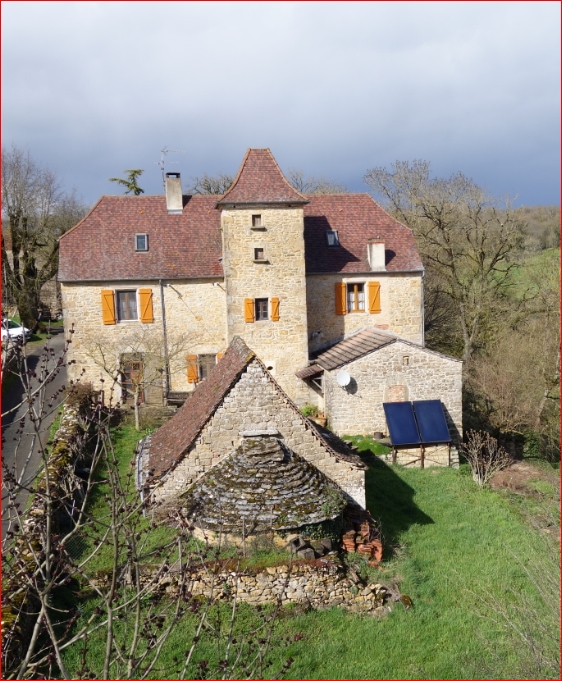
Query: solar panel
412 400 451 444
383 402 421 446
383 400 451 446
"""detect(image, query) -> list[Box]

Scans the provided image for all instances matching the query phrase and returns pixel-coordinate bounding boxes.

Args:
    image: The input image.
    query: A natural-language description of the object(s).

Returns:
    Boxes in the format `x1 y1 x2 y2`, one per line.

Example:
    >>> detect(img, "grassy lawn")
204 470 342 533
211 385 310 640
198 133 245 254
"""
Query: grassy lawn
62 423 559 679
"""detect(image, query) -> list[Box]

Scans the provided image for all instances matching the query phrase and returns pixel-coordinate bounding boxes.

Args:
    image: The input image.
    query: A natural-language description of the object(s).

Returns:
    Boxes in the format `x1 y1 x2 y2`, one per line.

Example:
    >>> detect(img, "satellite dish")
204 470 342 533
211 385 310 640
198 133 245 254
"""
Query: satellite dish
336 370 351 387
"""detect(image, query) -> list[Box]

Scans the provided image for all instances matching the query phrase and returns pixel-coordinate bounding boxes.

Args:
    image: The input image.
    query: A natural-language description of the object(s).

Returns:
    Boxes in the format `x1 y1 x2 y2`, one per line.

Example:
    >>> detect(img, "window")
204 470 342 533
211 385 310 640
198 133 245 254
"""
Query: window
101 288 154 325
347 283 365 312
326 230 339 246
254 247 266 261
335 281 380 315
135 233 148 251
117 290 138 321
255 298 269 321
121 357 144 403
251 214 262 228
244 297 280 322
186 353 222 383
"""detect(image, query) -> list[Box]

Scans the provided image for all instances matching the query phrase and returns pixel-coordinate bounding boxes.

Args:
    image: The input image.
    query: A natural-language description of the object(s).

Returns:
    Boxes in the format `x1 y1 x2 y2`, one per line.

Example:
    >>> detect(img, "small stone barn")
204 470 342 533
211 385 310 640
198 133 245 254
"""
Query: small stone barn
137 336 367 534
297 327 463 465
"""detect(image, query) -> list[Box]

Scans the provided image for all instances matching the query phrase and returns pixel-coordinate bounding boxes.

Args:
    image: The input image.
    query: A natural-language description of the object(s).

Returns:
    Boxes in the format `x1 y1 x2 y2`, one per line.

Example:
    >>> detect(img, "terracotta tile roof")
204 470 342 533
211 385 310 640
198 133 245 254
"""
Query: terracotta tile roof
304 194 423 273
314 328 398 371
217 148 308 205
58 150 422 282
146 336 254 480
58 194 223 282
144 336 365 482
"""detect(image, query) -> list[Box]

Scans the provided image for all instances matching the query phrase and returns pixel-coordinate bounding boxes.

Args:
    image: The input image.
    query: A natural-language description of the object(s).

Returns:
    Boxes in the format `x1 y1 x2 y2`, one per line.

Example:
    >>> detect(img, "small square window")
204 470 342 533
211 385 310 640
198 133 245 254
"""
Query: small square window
135 234 148 251
254 247 265 261
252 214 262 227
255 298 269 321
326 230 339 246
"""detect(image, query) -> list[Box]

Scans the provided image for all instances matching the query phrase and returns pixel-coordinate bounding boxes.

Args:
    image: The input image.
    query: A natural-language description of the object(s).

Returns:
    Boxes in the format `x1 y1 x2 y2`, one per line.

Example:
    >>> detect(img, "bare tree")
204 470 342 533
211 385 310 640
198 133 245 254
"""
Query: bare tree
81 326 196 430
1 334 295 679
188 169 348 196
364 160 525 365
188 173 234 195
285 169 348 194
2 145 88 330
459 430 511 487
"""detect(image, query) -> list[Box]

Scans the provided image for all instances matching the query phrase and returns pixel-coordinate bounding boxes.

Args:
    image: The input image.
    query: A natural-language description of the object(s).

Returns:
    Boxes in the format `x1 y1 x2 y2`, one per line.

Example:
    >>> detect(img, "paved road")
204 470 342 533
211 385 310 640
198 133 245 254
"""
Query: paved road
1 328 68 541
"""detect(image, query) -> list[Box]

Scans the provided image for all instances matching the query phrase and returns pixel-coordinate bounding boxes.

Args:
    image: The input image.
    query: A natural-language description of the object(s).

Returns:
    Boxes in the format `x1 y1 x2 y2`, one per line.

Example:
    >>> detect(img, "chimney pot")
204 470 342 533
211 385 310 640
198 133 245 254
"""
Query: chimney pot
165 172 182 214
367 239 386 271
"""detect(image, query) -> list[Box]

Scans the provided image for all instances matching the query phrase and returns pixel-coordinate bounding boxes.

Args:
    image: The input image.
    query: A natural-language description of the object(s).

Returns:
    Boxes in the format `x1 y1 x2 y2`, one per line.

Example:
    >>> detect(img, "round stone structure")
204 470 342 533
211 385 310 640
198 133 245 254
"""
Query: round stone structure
183 432 347 541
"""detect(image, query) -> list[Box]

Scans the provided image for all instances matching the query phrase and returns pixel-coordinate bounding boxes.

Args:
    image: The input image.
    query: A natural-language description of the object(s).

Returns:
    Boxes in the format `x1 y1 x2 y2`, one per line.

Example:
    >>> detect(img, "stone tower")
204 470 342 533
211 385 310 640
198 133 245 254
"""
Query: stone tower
217 149 310 404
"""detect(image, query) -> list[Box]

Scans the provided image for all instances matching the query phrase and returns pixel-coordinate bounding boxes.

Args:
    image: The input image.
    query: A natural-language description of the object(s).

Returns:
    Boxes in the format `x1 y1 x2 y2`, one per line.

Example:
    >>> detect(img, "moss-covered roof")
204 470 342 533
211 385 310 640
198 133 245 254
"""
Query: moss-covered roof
183 434 347 535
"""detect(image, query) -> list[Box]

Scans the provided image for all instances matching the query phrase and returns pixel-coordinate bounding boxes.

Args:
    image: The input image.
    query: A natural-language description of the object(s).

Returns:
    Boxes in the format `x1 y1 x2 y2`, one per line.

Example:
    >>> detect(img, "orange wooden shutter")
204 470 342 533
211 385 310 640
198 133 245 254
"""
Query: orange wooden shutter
138 288 154 323
335 282 347 315
271 297 280 321
244 298 255 323
368 281 381 314
186 354 198 383
101 290 116 325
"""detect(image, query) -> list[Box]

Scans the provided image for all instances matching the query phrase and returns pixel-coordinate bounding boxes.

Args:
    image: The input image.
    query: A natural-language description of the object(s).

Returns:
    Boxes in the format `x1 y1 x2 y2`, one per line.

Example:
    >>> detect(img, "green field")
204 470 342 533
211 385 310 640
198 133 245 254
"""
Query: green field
61 423 559 680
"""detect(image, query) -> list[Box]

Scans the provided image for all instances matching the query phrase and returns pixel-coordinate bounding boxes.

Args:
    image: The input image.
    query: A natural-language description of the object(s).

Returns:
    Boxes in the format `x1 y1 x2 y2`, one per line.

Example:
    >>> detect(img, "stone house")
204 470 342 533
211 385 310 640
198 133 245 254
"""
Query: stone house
138 336 367 521
58 148 462 443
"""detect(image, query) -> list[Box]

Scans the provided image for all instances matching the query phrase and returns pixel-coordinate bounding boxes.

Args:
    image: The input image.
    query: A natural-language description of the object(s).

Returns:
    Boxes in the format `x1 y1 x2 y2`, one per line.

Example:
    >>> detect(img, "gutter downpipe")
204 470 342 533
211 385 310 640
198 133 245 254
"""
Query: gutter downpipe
159 279 170 401
421 269 425 347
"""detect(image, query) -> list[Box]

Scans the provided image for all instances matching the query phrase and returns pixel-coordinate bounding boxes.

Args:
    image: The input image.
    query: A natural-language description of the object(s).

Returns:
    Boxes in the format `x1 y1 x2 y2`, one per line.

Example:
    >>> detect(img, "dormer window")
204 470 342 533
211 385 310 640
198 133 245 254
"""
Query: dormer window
326 230 339 246
135 233 148 251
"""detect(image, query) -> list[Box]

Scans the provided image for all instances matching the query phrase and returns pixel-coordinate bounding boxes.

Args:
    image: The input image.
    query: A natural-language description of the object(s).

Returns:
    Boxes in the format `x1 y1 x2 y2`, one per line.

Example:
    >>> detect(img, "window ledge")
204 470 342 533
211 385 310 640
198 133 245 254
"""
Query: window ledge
253 259 270 263
250 226 266 231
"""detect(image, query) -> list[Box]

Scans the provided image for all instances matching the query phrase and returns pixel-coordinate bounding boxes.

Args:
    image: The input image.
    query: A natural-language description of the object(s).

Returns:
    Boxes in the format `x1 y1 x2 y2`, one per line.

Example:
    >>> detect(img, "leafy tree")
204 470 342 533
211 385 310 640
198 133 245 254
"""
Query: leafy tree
109 169 145 195
1 145 87 330
364 160 525 365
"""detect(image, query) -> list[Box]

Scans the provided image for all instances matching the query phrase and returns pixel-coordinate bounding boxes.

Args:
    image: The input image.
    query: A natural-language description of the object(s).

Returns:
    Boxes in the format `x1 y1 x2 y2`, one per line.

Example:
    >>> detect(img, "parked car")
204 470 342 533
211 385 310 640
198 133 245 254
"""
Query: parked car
1 318 31 343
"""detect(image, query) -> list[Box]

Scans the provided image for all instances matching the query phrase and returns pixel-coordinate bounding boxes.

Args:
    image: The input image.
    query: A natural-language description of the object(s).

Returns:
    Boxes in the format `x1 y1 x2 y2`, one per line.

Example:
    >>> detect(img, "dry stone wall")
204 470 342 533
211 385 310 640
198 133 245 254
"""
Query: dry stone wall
159 559 400 616
151 361 365 508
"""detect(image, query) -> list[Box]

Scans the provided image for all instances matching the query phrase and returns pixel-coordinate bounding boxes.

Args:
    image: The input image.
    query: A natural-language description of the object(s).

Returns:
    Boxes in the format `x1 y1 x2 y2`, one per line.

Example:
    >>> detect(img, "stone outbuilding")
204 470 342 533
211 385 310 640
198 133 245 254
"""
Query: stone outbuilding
137 337 367 526
297 327 462 464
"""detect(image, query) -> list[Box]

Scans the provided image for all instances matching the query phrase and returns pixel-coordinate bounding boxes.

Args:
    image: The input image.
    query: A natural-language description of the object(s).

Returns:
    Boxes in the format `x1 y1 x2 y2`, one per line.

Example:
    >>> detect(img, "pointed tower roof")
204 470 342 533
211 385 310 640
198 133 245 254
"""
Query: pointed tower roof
216 148 309 206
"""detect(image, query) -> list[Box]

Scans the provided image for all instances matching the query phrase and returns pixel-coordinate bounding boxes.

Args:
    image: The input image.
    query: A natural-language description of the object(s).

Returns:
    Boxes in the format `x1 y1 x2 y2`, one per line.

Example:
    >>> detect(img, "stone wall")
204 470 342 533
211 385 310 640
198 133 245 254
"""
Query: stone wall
378 444 460 468
306 272 423 353
61 279 227 399
220 207 310 405
325 340 462 443
151 361 365 508
166 559 399 616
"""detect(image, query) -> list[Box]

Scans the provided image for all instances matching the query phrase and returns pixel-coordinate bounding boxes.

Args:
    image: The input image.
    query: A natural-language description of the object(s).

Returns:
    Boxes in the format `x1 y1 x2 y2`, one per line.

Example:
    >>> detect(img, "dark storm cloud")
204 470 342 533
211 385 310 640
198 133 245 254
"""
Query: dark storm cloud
2 1 559 207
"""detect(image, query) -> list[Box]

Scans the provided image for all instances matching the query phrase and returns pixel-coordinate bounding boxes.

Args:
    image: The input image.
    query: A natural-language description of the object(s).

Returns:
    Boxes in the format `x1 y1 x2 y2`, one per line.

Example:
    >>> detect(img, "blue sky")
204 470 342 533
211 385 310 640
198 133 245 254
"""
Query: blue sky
2 1 560 207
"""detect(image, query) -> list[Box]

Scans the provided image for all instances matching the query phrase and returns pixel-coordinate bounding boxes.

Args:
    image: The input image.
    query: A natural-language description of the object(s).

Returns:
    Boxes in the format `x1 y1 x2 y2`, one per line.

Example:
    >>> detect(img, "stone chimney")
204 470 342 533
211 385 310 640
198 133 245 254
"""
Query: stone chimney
367 239 386 271
165 172 182 214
